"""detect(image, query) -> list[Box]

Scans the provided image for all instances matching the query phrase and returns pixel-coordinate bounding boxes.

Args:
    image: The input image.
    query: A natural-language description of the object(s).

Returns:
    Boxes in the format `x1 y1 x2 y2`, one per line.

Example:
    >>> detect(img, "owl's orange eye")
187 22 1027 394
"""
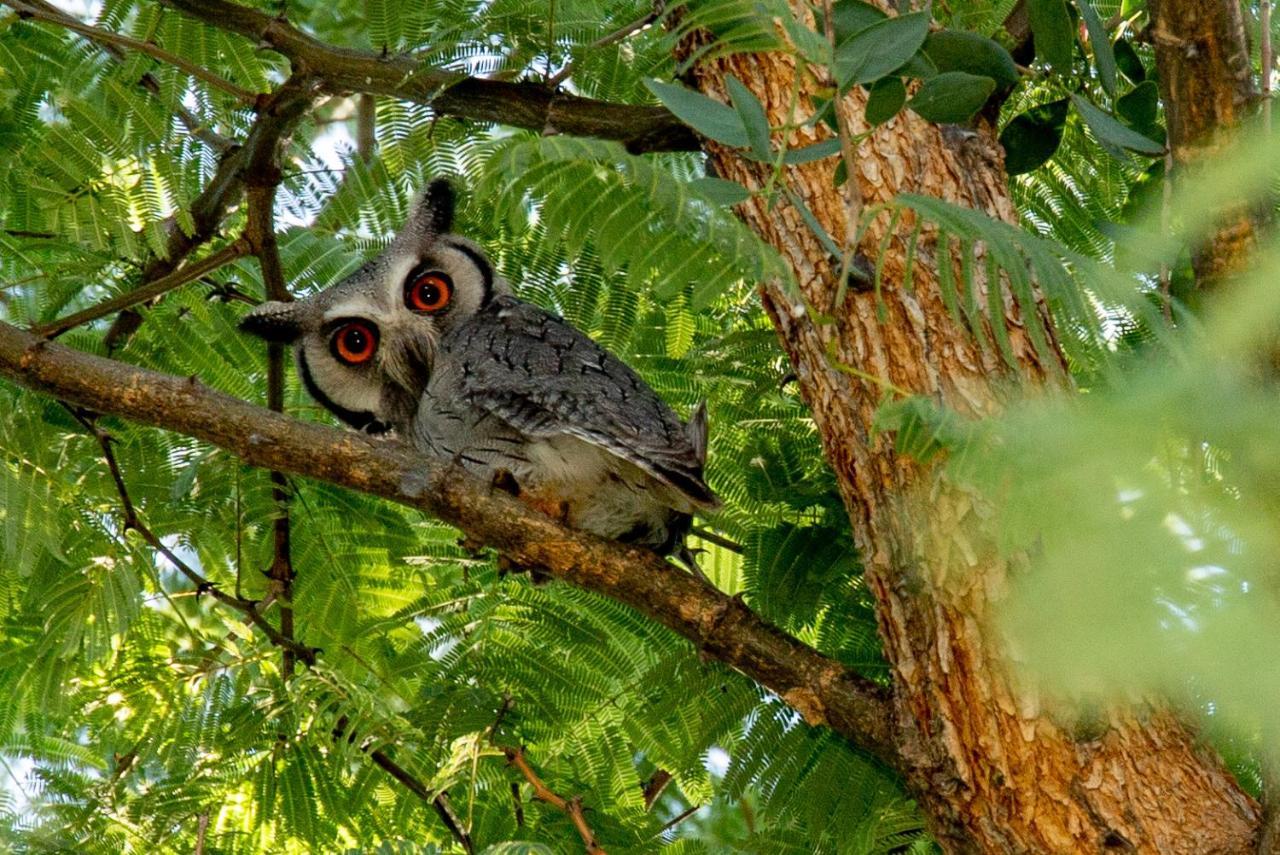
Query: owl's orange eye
406 271 453 313
332 321 378 365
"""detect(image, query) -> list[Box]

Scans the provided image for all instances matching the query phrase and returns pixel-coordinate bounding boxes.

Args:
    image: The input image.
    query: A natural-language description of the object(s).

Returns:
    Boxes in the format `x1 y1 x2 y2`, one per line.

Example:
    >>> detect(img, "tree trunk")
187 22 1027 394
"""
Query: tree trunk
685 15 1262 854
1149 0 1261 288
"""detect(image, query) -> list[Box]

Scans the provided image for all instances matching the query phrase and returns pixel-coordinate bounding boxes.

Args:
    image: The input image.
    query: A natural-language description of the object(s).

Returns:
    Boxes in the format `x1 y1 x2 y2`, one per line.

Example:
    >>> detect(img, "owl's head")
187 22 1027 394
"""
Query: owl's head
239 180 505 433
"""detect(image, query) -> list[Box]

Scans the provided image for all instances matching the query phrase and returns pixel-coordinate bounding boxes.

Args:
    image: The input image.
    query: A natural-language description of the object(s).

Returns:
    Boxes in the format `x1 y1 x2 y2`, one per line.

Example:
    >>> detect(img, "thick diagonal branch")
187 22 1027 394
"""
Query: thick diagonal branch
158 0 697 153
0 321 899 768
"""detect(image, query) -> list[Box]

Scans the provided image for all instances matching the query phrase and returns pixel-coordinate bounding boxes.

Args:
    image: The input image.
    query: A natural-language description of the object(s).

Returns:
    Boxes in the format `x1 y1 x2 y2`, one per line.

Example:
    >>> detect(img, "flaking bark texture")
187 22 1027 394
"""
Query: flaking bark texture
684 15 1261 854
1149 0 1261 287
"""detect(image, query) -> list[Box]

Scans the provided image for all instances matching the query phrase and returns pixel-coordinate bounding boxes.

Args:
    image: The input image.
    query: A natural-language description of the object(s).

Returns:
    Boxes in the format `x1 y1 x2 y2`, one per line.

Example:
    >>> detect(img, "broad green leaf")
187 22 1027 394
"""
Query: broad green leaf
831 0 888 42
907 71 996 123
690 176 751 205
834 11 930 88
1072 94 1164 155
1117 80 1159 130
1076 0 1117 96
1114 37 1146 82
999 98 1069 174
923 30 1020 88
726 74 773 160
1027 0 1075 74
865 76 907 125
783 137 842 164
644 79 748 148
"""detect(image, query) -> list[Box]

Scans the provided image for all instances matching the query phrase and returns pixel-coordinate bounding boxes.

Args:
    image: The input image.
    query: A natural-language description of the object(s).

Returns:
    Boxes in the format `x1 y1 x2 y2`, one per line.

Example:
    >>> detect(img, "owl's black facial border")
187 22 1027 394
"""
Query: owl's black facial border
446 241 495 304
297 349 390 434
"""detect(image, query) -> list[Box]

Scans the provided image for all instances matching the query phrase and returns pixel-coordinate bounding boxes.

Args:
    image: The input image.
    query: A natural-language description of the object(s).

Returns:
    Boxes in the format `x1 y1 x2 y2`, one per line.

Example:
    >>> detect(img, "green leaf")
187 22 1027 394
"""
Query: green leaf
999 98 1069 174
923 30 1020 88
1027 0 1075 74
865 77 907 125
1076 0 1117 96
834 11 930 88
831 0 887 42
726 74 772 160
1072 94 1165 155
783 15 833 65
1117 80 1159 129
907 71 996 124
644 79 748 148
783 137 842 164
689 176 751 205
1114 37 1146 82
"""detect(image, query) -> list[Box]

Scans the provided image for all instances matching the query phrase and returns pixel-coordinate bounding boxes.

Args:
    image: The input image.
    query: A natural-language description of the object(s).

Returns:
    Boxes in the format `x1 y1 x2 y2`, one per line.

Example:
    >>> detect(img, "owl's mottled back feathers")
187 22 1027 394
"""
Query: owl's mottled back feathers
439 295 718 510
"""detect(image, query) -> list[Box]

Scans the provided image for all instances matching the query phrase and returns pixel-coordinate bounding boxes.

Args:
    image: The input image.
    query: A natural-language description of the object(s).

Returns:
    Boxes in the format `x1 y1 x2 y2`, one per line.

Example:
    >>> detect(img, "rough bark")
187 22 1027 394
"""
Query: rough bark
0 320 898 768
685 14 1261 854
1149 0 1263 288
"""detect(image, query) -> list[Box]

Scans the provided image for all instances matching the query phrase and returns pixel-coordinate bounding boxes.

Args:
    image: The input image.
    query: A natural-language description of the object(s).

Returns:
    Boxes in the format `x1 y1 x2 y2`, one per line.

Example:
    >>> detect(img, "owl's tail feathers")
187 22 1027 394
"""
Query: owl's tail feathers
682 401 722 512
688 401 709 464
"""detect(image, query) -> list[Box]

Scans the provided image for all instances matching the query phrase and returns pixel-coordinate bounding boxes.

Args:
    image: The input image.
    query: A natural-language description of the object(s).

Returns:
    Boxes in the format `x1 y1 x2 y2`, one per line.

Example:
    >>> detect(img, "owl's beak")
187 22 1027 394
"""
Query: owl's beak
240 301 303 344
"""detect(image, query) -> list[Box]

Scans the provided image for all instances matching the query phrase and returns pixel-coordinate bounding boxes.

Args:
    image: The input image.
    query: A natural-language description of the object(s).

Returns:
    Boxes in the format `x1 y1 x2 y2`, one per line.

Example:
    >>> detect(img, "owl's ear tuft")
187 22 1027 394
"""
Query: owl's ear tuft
239 301 304 344
405 178 457 240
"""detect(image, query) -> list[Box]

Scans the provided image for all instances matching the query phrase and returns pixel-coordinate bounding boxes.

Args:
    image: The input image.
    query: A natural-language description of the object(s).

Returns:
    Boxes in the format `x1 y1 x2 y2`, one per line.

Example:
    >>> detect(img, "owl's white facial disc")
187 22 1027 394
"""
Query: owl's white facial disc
241 179 507 435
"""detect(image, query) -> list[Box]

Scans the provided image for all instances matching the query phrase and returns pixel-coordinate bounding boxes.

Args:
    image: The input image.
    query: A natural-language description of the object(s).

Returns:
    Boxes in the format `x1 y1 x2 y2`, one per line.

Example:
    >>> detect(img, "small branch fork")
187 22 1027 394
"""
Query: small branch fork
503 747 607 855
62 407 473 853
4 0 258 105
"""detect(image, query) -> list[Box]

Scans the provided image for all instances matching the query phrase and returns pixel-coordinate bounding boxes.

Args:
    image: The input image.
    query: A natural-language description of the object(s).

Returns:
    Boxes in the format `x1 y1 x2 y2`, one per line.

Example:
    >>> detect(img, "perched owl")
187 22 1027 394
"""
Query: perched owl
240 180 719 560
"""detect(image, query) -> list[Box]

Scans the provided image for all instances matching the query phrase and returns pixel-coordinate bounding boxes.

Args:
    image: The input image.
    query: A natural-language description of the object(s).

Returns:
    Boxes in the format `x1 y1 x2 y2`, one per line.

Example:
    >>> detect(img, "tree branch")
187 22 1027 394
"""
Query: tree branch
65 405 317 664
1149 0 1263 289
157 0 698 153
245 178 297 679
5 0 258 105
504 746 607 854
0 321 900 769
102 75 318 349
33 240 250 339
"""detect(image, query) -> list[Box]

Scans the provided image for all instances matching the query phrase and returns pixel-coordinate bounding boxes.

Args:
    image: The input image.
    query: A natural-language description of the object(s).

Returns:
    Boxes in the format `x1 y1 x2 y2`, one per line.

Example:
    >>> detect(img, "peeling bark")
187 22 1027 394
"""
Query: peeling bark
685 13 1261 853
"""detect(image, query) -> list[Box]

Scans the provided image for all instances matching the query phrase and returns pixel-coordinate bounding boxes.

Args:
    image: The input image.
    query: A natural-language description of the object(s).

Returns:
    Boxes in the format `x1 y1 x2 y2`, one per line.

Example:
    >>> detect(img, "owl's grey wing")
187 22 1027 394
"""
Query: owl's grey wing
444 296 718 509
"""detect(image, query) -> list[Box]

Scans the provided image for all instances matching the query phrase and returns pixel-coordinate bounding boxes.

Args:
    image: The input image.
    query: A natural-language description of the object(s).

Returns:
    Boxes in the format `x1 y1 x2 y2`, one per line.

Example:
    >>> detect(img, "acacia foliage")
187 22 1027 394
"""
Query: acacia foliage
0 0 1277 851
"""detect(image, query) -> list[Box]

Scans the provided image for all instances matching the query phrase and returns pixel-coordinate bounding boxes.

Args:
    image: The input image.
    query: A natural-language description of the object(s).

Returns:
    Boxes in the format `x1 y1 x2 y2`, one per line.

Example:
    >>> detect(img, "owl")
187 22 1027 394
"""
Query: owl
239 180 719 561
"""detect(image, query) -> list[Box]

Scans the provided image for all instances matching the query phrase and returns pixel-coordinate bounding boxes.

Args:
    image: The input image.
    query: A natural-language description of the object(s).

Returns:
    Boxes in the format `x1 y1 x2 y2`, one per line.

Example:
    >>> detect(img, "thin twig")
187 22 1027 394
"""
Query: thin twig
546 9 660 88
34 240 250 339
503 747 608 855
690 525 743 554
66 405 317 664
70 403 474 852
5 0 259 105
246 182 297 678
656 803 700 835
